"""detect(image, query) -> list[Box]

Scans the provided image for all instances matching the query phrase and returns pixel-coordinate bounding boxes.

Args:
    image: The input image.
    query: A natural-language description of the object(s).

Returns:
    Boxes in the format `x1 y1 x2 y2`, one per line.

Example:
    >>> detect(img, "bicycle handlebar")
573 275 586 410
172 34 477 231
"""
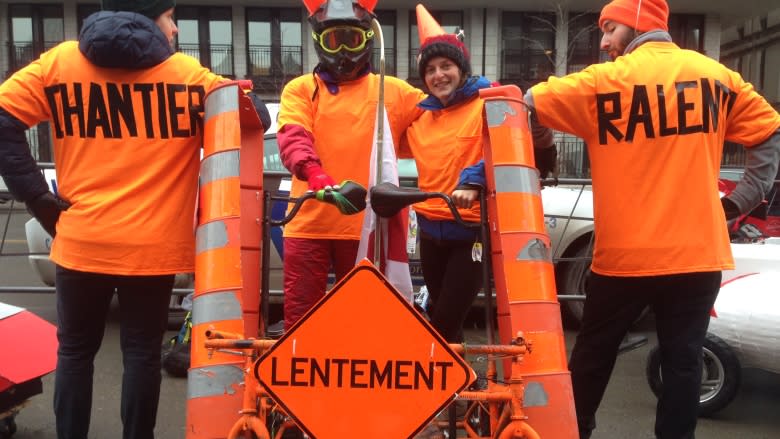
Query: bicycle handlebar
269 180 367 227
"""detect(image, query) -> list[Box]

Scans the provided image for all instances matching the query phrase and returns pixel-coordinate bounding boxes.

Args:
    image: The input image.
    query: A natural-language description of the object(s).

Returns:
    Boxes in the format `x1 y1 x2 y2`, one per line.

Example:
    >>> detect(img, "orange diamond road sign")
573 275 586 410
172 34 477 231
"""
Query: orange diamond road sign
255 260 475 438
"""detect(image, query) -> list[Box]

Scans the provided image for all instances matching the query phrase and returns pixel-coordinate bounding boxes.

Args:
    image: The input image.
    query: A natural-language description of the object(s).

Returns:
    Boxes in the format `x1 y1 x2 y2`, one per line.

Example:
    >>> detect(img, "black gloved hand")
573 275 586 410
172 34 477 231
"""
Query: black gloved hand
26 192 71 238
721 197 741 221
534 145 557 179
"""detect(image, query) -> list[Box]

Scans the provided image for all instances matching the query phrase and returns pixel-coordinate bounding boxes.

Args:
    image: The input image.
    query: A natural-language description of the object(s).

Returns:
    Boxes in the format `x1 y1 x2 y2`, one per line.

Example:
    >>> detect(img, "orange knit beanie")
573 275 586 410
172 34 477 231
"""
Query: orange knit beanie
599 0 669 32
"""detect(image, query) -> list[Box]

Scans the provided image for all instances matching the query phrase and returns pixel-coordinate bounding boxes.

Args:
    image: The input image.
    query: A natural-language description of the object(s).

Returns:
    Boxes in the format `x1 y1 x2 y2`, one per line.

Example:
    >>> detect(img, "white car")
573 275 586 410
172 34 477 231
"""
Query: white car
540 184 595 325
646 237 780 416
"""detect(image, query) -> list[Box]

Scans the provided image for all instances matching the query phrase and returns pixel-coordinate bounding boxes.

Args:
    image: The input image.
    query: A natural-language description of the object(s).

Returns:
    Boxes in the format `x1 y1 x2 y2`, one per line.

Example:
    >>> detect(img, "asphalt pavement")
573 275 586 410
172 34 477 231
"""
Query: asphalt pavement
2 208 779 438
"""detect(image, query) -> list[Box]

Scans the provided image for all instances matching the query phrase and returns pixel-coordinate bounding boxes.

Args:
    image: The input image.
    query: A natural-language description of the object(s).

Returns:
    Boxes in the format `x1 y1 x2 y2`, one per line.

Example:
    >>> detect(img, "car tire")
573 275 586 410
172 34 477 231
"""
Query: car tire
645 333 741 417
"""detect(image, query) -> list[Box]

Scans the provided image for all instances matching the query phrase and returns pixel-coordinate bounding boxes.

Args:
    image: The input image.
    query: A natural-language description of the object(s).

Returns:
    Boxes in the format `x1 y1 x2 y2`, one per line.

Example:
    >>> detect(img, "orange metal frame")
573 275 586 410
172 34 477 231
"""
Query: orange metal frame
202 331 540 439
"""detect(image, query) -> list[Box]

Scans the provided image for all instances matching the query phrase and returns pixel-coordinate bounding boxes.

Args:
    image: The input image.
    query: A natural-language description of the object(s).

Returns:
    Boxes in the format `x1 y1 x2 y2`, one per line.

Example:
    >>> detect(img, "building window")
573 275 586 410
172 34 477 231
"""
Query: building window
76 4 100 32
7 4 63 162
409 10 462 84
567 12 608 73
176 6 234 77
669 14 704 52
247 8 302 95
372 10 396 76
8 4 64 74
500 12 556 89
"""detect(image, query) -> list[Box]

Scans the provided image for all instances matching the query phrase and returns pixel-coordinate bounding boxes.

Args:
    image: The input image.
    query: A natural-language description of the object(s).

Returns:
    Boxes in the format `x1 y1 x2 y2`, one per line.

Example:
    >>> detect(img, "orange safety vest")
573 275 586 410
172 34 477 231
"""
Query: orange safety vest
278 73 424 240
530 41 780 277
0 41 224 275
402 96 483 223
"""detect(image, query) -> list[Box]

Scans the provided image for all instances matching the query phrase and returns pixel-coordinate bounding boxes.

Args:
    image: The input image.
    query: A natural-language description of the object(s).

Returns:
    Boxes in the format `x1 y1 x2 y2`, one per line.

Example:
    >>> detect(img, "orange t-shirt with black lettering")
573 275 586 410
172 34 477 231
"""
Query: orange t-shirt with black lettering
278 74 424 239
530 41 780 276
0 42 223 275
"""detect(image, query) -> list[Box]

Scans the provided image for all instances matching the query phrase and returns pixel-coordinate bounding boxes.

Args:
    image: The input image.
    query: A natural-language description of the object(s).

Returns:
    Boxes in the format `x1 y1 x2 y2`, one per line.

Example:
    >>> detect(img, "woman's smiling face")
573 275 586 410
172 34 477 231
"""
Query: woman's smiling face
423 56 465 105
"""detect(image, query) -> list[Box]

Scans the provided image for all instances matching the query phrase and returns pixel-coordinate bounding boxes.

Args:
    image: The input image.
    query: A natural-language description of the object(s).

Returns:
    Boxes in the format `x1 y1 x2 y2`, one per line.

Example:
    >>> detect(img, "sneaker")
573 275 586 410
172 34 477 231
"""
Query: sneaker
162 341 190 377
161 312 192 377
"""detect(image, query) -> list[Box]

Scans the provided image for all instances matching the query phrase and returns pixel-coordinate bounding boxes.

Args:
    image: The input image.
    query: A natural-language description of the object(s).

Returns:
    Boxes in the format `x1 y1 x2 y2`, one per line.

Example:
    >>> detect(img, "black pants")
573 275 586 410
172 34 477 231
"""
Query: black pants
54 265 174 439
569 271 720 439
420 236 483 343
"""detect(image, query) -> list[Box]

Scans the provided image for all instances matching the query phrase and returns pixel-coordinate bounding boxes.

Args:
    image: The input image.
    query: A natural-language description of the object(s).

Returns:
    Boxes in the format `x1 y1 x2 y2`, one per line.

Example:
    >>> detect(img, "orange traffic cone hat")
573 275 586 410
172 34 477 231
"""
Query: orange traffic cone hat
415 3 470 78
303 0 377 16
415 4 446 44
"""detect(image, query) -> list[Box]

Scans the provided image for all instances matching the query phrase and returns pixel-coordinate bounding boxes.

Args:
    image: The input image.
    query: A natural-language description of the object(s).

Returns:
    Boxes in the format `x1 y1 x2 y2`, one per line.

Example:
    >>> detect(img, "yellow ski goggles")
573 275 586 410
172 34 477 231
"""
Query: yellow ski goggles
312 26 375 54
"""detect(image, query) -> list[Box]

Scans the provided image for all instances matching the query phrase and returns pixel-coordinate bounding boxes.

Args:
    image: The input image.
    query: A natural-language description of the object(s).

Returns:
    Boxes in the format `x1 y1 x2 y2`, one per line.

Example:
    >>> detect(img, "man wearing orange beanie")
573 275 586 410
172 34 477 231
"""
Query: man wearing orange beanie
525 0 780 438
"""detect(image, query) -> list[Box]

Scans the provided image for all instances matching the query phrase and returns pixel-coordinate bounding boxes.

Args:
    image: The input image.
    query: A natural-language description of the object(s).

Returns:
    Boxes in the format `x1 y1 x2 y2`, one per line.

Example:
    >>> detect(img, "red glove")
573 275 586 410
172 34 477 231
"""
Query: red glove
301 163 336 191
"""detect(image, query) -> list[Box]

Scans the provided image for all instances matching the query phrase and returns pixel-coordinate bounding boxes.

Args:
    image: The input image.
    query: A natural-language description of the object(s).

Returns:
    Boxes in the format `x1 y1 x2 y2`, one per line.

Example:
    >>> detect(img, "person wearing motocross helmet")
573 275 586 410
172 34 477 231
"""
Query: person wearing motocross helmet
523 0 780 437
309 0 376 82
276 0 425 330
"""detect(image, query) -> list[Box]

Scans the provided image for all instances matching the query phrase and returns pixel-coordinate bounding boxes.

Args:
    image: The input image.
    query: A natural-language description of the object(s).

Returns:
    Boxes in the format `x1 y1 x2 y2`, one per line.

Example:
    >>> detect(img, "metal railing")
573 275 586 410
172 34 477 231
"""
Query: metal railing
500 48 555 83
371 48 396 75
247 45 303 77
409 48 419 77
8 41 60 74
557 138 590 178
178 43 234 76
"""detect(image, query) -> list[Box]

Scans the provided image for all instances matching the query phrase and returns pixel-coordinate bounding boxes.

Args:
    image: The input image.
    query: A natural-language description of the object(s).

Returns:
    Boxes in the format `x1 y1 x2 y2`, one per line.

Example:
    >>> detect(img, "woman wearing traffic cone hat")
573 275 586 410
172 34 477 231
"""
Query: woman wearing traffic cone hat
403 9 493 439
402 3 490 346
403 4 556 345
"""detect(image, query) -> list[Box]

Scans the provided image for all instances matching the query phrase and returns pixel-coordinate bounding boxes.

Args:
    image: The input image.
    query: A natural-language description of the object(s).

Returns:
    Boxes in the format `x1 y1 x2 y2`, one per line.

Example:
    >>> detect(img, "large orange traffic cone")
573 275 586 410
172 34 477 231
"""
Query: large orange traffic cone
479 85 579 439
185 81 265 439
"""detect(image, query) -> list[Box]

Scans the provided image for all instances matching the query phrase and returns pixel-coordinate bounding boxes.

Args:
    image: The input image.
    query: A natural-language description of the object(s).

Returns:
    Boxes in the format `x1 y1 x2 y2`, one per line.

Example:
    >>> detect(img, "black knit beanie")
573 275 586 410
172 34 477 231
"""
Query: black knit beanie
417 34 471 80
102 0 176 19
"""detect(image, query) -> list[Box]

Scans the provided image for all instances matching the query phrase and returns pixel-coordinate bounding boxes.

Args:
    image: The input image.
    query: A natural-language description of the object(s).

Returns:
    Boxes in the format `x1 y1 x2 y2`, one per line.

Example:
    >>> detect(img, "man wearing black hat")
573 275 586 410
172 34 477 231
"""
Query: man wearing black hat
0 1 270 438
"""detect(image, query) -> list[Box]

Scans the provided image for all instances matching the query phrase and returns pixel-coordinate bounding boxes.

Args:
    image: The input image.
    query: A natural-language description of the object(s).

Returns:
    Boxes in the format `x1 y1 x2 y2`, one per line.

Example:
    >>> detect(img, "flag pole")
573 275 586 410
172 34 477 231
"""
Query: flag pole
371 17 385 267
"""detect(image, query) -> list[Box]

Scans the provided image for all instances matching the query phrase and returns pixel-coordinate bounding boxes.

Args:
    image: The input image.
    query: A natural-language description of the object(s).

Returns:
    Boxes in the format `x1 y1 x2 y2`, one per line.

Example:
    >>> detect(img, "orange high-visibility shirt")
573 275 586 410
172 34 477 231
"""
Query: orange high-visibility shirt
402 96 484 223
0 42 224 275
277 73 424 239
530 41 780 276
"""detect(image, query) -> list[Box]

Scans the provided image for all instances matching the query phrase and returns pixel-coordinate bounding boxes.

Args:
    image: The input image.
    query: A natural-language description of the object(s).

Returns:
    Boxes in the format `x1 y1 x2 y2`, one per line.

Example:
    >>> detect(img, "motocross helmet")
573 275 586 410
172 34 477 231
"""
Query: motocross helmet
306 0 376 82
